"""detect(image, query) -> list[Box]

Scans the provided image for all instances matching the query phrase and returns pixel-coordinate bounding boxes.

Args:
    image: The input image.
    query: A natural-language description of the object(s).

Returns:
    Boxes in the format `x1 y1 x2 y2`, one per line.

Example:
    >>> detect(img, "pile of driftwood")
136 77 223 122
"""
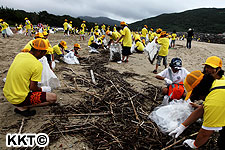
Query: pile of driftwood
37 51 218 150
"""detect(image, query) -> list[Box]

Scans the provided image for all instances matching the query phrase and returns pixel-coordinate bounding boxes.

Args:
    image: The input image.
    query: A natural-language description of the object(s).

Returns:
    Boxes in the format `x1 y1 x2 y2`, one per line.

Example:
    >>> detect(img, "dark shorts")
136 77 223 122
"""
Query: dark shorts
122 46 131 56
13 92 47 107
45 54 52 62
64 29 68 34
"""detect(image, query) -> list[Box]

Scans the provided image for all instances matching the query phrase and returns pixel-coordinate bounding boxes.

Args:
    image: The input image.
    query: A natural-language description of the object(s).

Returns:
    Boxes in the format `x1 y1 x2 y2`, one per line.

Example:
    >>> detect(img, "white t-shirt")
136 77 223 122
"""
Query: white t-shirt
158 67 190 83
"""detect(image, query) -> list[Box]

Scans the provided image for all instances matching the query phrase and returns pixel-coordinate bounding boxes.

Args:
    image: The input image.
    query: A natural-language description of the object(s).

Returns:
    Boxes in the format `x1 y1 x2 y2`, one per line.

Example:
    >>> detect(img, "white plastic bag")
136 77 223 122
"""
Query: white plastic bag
144 38 160 64
39 56 60 89
130 42 136 53
6 27 13 36
109 43 121 62
149 100 193 133
51 61 56 69
63 51 80 64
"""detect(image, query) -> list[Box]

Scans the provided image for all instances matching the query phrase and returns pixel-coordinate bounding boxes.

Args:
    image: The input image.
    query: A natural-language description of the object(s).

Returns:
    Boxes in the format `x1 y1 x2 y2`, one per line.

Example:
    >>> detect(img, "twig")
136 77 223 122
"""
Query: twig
39 112 111 117
18 118 25 134
161 132 198 150
89 123 123 149
129 97 140 122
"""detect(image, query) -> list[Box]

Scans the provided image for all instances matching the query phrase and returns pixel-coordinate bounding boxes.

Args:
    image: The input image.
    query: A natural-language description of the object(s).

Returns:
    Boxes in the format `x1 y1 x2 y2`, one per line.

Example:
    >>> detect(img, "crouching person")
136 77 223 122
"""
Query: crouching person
155 58 189 104
3 38 57 117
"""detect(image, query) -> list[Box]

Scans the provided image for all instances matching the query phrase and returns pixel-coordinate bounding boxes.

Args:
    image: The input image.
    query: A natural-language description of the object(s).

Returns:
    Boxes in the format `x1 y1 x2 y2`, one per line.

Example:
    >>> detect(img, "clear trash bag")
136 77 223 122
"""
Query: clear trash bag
39 56 60 89
109 43 121 62
63 51 80 64
148 99 193 133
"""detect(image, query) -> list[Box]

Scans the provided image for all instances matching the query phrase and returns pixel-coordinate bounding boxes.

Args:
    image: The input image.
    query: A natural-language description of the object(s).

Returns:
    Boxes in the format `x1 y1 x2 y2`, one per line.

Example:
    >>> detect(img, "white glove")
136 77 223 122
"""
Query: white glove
164 78 173 85
183 139 197 149
41 86 51 92
169 124 187 138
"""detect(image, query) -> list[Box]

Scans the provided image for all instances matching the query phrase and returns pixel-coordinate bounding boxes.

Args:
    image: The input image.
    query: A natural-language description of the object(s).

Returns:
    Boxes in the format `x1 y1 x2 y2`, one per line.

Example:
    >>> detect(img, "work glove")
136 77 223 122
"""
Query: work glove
183 139 197 149
169 124 187 138
41 86 51 92
164 78 173 85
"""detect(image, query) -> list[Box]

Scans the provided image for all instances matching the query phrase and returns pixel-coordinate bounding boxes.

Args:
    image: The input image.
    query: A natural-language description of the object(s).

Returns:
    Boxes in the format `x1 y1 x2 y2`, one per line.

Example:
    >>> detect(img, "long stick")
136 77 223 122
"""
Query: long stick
39 112 111 117
18 118 25 134
90 69 97 84
161 132 198 150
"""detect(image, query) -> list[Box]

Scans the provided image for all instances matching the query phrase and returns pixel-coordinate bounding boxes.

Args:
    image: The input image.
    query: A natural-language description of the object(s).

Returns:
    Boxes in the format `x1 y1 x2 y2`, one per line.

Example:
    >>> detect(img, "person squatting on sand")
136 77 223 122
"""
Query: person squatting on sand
155 58 189 104
169 70 225 149
3 38 57 117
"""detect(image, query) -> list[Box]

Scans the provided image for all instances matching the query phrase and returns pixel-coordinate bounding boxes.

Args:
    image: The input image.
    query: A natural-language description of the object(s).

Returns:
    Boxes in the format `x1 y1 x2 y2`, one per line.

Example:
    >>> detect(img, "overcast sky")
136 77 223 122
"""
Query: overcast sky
1 0 225 23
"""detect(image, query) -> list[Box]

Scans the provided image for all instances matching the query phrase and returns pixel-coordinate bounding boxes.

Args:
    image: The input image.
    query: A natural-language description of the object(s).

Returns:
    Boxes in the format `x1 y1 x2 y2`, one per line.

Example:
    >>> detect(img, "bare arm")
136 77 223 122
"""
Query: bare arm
194 128 214 148
30 81 42 92
116 35 124 43
183 105 204 127
155 75 165 80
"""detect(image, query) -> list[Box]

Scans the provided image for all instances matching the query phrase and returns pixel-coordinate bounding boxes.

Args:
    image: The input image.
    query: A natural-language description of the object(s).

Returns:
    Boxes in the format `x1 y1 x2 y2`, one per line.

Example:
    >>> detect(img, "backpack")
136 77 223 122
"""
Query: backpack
167 68 185 100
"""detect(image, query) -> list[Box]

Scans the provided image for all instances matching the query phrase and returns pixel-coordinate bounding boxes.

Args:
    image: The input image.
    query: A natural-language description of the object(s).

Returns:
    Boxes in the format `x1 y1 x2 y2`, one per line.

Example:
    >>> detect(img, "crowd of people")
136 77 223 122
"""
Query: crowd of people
1 17 224 149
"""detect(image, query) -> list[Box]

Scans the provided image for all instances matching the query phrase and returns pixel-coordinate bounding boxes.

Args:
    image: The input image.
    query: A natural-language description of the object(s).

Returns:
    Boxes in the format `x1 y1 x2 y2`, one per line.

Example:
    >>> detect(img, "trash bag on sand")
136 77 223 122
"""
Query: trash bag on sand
109 44 121 62
148 100 193 133
39 56 60 89
63 51 80 64
6 27 13 36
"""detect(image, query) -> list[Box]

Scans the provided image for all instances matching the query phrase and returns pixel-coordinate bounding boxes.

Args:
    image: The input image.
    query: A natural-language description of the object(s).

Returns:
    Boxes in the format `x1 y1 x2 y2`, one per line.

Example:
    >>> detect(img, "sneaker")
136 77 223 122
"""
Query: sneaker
117 61 122 64
14 108 36 117
153 70 157 74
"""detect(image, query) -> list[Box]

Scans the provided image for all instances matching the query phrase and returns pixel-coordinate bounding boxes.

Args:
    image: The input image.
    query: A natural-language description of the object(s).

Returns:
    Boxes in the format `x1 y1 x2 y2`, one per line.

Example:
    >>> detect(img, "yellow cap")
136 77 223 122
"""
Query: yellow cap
74 43 81 49
65 19 68 22
120 21 127 26
35 32 44 38
32 38 53 52
94 32 99 36
83 21 86 23
184 70 204 100
70 21 72 23
144 25 148 28
160 31 167 36
106 30 111 35
24 17 28 20
60 41 68 49
102 35 105 38
203 56 222 68
0 19 3 22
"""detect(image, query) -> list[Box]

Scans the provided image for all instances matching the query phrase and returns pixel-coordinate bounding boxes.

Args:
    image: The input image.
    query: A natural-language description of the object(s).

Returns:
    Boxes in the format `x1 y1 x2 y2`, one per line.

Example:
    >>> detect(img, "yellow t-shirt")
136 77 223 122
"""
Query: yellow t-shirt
88 36 95 46
53 45 62 55
135 41 144 51
110 32 120 41
25 20 31 29
134 34 141 41
0 22 9 31
202 80 225 127
157 37 169 56
69 23 72 31
3 53 43 104
63 22 68 30
94 25 99 30
141 28 148 37
172 33 177 40
102 25 106 31
81 23 86 30
121 26 132 47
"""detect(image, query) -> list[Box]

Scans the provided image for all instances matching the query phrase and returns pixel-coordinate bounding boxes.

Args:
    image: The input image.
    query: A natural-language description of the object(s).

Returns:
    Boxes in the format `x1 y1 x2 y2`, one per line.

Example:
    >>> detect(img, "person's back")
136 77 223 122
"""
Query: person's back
157 37 170 57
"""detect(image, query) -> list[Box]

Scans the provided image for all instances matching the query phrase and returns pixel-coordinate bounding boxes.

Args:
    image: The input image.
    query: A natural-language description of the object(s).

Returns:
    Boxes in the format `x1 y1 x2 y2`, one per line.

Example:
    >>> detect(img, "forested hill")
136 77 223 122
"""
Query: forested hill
129 8 225 34
0 7 96 29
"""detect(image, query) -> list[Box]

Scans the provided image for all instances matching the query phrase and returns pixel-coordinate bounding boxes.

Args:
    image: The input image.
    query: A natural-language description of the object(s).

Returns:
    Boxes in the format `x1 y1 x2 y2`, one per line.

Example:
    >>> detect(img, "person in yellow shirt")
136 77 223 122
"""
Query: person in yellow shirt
153 31 170 74
0 19 9 38
148 28 153 42
97 35 106 49
72 43 81 58
106 30 121 48
24 17 32 36
169 70 225 149
63 19 68 36
52 41 67 61
135 39 144 53
116 21 132 62
3 38 56 117
81 21 86 31
79 28 85 40
113 24 117 32
88 32 100 53
171 30 177 48
141 25 148 41
101 24 106 34
94 23 99 32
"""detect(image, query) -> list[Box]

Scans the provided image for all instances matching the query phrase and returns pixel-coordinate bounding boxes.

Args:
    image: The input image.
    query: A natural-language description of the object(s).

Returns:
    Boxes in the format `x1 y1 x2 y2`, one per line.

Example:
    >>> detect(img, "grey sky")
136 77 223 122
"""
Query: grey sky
1 0 224 23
